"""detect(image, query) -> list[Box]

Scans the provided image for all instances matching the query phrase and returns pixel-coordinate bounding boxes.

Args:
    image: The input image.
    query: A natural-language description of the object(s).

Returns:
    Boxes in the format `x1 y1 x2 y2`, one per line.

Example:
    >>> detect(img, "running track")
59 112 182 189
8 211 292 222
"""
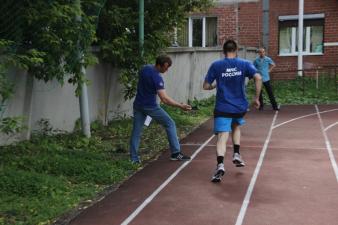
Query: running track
69 105 338 225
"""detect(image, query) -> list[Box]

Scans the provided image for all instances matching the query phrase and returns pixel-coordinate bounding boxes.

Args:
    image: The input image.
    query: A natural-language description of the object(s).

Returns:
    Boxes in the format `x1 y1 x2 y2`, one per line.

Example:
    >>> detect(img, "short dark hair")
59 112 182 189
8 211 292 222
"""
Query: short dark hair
155 55 172 67
223 39 238 54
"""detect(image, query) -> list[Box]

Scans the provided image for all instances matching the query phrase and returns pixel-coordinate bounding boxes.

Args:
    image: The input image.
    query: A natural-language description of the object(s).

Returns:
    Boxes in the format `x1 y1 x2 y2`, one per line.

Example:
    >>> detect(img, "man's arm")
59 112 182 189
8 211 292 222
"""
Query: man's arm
157 89 192 111
252 73 262 109
203 80 216 90
269 63 276 73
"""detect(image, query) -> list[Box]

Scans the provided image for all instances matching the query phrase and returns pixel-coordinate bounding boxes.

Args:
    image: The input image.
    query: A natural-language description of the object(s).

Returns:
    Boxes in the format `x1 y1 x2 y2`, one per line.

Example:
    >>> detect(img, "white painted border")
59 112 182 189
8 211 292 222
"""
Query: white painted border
273 108 338 129
324 121 338 132
279 13 325 21
315 105 338 183
324 42 338 47
120 135 215 225
235 110 279 225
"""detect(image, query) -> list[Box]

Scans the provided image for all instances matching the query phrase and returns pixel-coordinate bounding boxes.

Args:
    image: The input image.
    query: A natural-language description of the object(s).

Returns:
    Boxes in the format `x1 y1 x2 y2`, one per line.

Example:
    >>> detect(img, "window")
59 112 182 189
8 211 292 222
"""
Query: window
279 16 324 55
177 17 217 47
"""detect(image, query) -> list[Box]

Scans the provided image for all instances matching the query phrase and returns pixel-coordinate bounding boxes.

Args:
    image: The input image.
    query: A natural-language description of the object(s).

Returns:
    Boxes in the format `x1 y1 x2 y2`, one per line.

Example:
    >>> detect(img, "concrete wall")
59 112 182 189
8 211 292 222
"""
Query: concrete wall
0 47 256 144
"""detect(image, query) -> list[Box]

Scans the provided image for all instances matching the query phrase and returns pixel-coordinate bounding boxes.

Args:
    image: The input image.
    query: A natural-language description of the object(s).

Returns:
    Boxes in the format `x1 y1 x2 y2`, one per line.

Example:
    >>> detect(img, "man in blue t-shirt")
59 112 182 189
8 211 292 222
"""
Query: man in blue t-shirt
253 48 279 110
129 55 192 163
203 40 262 182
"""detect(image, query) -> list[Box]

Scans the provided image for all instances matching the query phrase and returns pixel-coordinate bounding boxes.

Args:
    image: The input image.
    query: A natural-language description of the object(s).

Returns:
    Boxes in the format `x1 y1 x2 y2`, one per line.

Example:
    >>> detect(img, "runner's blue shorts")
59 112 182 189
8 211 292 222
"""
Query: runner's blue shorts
214 117 245 133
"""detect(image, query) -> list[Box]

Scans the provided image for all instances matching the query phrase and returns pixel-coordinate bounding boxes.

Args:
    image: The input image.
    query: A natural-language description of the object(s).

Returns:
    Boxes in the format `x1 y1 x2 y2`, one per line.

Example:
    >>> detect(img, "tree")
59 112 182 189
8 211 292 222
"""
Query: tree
96 0 212 99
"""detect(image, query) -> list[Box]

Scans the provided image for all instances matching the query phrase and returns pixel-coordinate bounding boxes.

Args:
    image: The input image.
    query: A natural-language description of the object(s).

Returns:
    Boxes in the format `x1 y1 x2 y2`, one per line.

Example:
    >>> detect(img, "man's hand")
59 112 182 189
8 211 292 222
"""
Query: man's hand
252 97 260 109
203 81 216 90
180 103 192 111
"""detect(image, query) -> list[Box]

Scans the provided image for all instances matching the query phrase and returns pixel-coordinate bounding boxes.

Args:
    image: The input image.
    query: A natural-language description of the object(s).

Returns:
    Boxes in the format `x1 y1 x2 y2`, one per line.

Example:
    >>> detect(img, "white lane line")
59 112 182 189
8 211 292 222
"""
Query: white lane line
235 110 279 225
315 105 338 183
324 121 338 132
273 108 338 129
181 143 216 147
183 144 328 151
120 134 215 225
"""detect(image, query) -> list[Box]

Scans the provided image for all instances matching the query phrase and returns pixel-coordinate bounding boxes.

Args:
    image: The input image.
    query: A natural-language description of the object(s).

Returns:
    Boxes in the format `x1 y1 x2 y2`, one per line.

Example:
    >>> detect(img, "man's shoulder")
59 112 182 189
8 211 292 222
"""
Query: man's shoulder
265 56 273 61
234 58 254 68
212 58 224 65
141 64 154 71
141 64 158 76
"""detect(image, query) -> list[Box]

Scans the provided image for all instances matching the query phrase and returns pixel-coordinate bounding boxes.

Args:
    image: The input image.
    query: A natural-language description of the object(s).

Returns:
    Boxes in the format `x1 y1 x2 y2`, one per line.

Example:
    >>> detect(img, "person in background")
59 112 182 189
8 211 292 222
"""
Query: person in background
203 40 262 182
129 55 192 163
253 48 279 111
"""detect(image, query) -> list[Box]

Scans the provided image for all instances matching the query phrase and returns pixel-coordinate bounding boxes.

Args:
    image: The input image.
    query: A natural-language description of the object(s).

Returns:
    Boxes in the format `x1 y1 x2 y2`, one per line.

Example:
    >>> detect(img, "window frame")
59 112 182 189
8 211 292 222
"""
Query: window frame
187 16 218 47
278 14 325 56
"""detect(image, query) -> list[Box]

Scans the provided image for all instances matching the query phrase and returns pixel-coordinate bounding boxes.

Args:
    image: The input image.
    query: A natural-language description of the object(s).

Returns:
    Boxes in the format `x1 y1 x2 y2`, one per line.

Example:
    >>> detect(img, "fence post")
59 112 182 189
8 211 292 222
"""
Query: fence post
335 67 337 95
188 50 197 101
75 0 91 138
302 69 305 96
22 73 34 140
316 69 319 89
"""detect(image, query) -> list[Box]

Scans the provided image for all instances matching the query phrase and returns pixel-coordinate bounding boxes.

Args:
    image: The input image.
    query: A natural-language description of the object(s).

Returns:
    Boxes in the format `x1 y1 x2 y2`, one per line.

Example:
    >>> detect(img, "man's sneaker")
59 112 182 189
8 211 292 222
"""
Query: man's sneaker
211 163 225 182
131 160 141 164
170 152 191 161
232 153 245 167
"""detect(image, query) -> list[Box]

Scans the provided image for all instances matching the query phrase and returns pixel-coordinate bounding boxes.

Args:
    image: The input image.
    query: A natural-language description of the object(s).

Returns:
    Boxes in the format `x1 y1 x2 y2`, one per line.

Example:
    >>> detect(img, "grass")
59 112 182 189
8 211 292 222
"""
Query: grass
0 97 215 225
247 75 338 105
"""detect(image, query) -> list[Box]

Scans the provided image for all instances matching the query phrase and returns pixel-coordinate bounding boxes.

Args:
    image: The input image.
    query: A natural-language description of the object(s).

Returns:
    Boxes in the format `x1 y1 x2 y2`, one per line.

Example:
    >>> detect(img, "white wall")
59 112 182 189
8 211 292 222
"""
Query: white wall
0 47 257 144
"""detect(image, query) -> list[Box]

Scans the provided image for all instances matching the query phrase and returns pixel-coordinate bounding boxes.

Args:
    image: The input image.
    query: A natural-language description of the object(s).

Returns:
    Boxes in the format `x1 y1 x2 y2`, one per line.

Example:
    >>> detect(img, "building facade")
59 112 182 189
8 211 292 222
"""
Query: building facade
177 0 338 75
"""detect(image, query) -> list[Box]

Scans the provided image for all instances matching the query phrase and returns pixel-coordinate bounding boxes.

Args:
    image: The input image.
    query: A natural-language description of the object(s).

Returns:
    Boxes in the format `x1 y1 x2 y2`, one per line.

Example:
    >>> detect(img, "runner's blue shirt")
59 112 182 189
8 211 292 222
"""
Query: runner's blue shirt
205 57 257 114
134 65 165 108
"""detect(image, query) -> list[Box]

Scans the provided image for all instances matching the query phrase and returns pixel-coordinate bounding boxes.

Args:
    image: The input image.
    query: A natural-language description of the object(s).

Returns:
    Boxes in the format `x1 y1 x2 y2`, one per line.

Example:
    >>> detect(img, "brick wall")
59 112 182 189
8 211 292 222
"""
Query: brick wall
205 2 262 47
269 0 338 75
238 1 262 48
193 0 338 78
203 6 237 44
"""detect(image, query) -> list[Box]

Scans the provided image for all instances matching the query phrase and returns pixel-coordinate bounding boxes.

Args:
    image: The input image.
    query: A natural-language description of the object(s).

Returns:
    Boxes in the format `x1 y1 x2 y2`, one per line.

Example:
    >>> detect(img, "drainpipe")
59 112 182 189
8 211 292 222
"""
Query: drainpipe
234 0 239 43
75 0 91 137
298 0 304 76
262 0 269 52
139 0 144 56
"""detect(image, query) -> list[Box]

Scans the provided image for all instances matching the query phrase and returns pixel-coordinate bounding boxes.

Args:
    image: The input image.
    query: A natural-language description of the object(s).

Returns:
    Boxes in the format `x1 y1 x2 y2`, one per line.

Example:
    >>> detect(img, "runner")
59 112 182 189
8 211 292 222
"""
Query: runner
203 40 262 182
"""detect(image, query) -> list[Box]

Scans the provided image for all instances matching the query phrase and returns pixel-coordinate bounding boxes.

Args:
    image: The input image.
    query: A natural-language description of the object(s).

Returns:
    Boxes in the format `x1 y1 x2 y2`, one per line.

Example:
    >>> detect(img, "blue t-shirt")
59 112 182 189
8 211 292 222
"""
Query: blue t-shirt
134 65 165 108
205 57 257 114
253 56 275 82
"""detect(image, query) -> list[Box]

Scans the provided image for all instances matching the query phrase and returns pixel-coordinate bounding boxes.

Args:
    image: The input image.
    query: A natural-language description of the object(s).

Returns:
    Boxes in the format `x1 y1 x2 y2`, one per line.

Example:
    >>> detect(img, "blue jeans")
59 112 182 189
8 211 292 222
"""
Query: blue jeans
129 105 180 162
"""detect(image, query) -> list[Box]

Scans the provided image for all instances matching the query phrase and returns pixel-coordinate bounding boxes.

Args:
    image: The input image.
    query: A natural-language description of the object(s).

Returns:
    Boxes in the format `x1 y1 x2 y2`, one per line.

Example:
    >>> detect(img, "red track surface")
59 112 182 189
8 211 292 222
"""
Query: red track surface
69 105 338 225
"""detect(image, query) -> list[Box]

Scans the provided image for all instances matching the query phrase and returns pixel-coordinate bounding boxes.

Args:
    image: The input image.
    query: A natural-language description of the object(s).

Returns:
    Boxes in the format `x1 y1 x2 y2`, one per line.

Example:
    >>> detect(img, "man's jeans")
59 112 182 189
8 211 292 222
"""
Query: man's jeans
129 105 180 162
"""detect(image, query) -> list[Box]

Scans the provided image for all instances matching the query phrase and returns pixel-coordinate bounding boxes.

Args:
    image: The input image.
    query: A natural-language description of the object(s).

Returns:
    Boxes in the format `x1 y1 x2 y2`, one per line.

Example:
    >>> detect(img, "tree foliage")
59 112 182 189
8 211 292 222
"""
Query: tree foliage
97 0 212 99
0 0 104 95
0 0 212 100
0 40 26 135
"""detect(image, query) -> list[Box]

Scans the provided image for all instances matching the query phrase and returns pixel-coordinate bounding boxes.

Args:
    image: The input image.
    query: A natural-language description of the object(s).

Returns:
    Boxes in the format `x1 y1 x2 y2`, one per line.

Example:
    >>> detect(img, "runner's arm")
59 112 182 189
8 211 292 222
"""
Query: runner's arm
253 73 262 109
203 80 216 90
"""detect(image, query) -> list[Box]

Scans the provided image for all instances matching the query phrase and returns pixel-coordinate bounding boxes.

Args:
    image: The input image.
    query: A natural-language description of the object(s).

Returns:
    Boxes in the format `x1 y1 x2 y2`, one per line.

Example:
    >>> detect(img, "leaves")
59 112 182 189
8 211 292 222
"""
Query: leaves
97 0 212 99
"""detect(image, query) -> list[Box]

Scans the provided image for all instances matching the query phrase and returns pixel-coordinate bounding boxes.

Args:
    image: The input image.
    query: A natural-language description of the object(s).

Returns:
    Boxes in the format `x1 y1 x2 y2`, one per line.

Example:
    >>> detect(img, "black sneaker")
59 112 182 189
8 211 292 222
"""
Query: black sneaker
273 105 280 111
211 163 225 182
170 152 191 161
